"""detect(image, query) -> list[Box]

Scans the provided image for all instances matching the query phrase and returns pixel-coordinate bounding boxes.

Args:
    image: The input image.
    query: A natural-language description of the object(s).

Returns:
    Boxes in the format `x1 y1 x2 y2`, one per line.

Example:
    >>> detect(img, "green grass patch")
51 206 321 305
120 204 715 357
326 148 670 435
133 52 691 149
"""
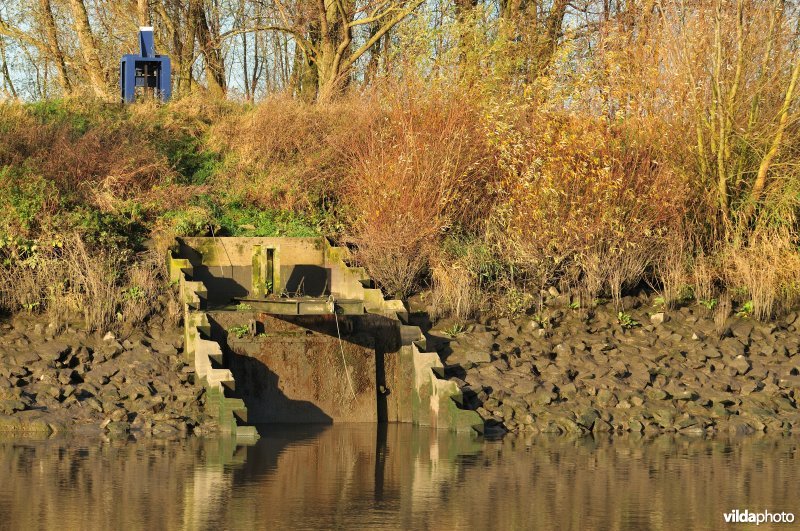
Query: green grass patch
218 205 319 237
161 198 320 238
162 134 221 185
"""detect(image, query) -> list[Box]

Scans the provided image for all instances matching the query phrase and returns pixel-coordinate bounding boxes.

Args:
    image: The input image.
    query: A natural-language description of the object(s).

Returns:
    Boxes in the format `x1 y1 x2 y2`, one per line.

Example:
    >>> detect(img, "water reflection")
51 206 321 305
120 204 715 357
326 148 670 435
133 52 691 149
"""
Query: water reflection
0 427 798 530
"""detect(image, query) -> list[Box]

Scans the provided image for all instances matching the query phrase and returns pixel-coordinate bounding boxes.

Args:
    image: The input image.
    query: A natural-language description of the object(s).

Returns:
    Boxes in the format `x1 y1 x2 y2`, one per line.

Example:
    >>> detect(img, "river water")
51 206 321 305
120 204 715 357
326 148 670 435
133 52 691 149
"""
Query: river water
0 426 798 530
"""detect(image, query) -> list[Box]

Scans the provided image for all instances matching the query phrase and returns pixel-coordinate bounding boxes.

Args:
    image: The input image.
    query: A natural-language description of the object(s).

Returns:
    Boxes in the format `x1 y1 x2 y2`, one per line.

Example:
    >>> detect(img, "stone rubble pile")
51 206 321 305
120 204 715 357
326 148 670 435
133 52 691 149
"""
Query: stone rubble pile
443 293 800 436
0 315 214 438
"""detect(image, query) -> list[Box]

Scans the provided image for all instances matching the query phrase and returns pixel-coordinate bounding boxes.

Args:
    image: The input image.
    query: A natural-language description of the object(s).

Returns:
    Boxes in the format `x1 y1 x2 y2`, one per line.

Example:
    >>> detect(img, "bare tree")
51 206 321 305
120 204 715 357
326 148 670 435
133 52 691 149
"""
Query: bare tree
191 0 227 97
233 0 428 100
0 37 17 98
138 0 151 25
68 0 108 97
39 0 71 92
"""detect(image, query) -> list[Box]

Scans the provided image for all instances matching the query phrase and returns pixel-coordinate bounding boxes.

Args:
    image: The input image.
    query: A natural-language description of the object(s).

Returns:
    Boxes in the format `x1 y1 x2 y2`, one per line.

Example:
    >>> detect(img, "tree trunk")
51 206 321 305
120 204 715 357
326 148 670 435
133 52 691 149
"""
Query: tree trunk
543 0 568 62
291 42 317 101
454 0 478 63
138 0 150 26
68 0 108 98
0 38 17 98
152 0 185 92
38 0 71 93
178 0 198 94
190 0 226 97
364 22 381 85
313 0 351 102
751 56 800 202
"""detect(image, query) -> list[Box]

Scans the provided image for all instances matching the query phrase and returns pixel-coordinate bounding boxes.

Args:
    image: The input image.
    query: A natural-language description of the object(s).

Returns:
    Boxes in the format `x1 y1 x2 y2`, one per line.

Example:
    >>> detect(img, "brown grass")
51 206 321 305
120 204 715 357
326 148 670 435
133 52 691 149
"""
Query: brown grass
655 238 690 310
724 230 800 321
714 293 732 336
0 103 174 204
0 235 120 330
120 251 163 326
428 239 491 320
691 251 718 305
0 233 164 331
209 95 377 212
0 90 797 324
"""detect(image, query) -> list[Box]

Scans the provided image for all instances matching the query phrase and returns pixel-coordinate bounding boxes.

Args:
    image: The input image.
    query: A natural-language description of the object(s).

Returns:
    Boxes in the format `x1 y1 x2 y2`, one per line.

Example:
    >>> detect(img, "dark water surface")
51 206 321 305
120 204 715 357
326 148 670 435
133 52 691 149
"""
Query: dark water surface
0 426 798 530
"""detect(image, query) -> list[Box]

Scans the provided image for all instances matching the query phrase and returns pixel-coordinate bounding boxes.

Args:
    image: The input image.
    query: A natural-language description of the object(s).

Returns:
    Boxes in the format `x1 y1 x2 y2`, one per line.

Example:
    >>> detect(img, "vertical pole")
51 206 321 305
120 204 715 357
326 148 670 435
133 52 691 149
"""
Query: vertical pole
159 57 172 102
121 57 137 103
251 245 263 298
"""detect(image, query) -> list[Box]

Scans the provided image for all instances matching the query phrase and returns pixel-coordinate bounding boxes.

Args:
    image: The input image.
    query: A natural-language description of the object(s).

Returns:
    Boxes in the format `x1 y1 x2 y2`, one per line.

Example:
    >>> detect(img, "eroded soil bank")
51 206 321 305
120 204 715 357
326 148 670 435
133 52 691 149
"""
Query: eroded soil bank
436 292 800 436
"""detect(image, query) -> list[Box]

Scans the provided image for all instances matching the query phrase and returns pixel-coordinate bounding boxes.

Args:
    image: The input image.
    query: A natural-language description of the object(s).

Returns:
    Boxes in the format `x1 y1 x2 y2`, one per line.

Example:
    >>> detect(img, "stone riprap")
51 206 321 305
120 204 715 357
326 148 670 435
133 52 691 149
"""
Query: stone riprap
0 313 214 438
2 285 797 439
440 294 800 436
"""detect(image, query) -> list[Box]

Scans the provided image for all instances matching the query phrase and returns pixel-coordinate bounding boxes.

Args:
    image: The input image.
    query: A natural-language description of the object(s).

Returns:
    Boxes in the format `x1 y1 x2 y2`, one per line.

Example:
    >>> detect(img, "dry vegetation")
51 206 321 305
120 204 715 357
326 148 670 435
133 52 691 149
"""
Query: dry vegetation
0 1 799 327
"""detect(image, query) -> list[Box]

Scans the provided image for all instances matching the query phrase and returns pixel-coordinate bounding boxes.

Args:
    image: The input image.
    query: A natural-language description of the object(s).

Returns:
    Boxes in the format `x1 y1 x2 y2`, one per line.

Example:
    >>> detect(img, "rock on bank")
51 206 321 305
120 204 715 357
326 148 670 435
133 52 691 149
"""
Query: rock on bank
0 314 213 438
439 294 800 436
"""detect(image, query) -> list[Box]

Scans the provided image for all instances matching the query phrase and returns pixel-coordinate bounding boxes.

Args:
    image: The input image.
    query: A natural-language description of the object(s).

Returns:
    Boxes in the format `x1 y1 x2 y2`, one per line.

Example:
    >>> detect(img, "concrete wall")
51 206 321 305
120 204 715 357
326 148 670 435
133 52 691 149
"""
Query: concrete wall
209 313 378 423
178 237 327 303
172 267 257 439
176 237 387 304
168 237 483 435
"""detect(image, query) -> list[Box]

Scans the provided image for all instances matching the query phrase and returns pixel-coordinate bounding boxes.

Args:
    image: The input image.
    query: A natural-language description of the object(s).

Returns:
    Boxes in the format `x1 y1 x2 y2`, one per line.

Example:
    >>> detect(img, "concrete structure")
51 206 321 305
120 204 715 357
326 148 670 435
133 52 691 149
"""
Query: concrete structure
168 237 482 439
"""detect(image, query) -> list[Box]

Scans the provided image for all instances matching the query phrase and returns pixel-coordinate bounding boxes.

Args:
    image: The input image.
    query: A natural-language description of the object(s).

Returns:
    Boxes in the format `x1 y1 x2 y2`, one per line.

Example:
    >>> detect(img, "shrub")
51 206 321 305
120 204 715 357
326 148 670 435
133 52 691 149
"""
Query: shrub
0 168 60 238
0 234 120 330
0 233 163 331
120 251 163 326
654 237 691 311
430 237 489 320
344 90 494 297
724 230 800 320
209 95 375 213
489 107 688 303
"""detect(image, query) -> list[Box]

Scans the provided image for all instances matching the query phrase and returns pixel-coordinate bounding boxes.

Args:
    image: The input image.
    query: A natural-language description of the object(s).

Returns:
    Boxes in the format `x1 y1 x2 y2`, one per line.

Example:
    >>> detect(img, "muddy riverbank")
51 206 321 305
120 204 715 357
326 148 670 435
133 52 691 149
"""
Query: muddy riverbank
436 292 800 436
0 313 214 438
0 290 798 438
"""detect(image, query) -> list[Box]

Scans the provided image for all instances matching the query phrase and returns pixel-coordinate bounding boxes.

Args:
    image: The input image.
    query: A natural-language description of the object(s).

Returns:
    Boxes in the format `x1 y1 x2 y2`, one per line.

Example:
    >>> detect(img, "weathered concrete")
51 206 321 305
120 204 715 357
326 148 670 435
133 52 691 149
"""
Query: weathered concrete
210 313 378 423
168 237 481 438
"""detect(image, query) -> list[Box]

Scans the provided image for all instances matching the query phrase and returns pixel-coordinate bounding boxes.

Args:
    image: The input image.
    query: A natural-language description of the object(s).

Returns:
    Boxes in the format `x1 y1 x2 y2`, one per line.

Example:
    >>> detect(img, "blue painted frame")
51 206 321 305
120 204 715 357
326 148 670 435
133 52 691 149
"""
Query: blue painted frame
120 27 171 103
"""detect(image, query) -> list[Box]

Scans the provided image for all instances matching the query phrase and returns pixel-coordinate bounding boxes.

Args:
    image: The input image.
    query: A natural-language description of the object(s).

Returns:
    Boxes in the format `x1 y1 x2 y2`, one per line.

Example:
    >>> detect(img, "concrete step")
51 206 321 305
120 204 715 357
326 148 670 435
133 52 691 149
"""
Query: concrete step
208 351 224 366
400 325 424 345
236 425 259 440
168 257 192 283
221 379 235 393
346 266 371 282
206 368 234 388
223 397 246 412
233 408 248 424
362 288 385 310
385 300 409 322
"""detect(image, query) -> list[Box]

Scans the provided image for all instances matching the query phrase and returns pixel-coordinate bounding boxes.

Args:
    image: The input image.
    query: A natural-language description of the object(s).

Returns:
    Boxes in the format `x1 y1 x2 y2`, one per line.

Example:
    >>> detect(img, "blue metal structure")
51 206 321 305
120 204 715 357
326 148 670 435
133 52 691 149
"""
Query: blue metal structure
120 27 171 103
